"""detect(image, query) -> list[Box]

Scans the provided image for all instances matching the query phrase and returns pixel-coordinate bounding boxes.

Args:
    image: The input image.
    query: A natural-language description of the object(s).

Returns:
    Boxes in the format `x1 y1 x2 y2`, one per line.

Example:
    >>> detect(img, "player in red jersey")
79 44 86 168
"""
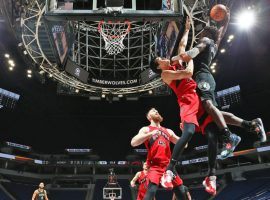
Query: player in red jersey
149 18 239 196
130 162 155 200
131 108 190 200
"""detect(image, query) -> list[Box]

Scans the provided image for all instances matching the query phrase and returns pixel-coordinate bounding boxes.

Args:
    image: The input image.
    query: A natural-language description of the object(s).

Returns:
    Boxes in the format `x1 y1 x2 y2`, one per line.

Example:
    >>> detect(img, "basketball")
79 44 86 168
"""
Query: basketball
210 4 228 22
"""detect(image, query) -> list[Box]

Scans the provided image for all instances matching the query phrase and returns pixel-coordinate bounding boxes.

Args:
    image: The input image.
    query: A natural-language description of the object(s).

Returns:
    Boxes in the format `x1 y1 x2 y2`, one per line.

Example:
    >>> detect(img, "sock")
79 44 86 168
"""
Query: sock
241 120 252 130
221 128 231 140
167 158 177 172
208 168 216 177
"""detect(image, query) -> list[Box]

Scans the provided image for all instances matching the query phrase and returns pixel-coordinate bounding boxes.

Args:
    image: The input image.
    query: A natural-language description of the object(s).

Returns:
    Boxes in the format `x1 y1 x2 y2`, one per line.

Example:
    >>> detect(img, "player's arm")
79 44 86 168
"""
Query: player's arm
167 129 179 144
168 128 188 148
131 127 157 147
130 171 141 187
161 59 194 82
32 190 38 200
44 190 49 200
178 17 191 54
216 8 230 47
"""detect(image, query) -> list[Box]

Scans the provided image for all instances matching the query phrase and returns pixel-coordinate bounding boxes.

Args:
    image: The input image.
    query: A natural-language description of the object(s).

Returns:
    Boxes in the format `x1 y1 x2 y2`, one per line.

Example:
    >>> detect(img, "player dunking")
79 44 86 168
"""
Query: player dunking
130 162 155 200
131 108 190 200
151 18 228 195
150 17 264 195
32 182 49 200
172 7 266 149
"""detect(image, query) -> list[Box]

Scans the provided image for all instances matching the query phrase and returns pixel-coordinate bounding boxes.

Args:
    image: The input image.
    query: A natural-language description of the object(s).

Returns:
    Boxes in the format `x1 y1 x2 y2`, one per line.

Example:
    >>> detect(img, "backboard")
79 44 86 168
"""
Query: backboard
45 0 183 21
103 187 122 199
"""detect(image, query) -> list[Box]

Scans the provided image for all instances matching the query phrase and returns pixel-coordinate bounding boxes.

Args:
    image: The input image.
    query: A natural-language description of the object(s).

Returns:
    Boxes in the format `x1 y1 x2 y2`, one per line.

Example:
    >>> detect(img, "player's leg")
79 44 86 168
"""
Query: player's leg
172 185 189 200
161 123 195 189
143 182 158 200
203 123 218 196
196 73 230 134
196 73 241 157
221 111 266 142
168 122 195 170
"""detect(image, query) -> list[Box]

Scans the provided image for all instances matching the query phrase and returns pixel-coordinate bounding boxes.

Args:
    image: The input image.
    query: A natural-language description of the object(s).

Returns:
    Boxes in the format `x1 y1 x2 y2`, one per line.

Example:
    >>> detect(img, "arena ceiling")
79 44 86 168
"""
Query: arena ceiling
0 0 270 159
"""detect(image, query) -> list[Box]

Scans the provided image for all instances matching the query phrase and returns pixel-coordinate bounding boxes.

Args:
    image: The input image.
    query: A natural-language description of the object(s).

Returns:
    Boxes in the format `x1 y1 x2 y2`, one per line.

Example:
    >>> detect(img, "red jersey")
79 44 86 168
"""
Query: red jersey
144 126 171 167
168 64 197 99
168 64 200 127
167 64 213 133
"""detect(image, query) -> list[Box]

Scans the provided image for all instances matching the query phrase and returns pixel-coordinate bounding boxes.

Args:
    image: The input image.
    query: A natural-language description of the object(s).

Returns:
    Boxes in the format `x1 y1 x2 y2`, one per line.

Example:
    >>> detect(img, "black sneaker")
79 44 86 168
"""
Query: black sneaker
251 118 266 142
220 133 241 160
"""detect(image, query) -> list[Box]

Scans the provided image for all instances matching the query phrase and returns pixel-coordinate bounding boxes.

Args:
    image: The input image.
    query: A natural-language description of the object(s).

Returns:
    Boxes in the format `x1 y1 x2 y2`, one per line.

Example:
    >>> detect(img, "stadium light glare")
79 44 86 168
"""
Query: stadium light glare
4 54 10 58
228 35 234 40
237 10 255 29
8 60 14 65
220 49 226 53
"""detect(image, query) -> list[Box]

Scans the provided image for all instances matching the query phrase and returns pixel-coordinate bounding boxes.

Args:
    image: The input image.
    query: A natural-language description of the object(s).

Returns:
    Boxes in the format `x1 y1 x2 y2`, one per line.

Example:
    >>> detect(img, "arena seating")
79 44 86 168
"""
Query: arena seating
0 187 12 200
216 178 270 200
2 182 35 200
49 189 87 200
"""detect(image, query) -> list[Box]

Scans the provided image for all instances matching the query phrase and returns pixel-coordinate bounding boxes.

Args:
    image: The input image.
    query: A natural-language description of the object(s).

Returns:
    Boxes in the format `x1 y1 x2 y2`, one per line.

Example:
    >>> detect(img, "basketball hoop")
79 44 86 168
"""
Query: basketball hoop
98 20 131 55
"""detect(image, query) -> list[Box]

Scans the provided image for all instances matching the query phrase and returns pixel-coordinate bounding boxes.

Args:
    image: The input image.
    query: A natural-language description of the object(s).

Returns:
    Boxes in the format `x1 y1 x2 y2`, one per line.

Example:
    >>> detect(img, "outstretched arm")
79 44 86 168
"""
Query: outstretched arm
178 17 191 54
216 8 230 47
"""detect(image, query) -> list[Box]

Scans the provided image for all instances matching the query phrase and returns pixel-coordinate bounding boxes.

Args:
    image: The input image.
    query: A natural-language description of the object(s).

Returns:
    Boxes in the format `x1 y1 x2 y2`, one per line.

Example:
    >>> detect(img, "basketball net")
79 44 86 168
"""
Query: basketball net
98 20 131 55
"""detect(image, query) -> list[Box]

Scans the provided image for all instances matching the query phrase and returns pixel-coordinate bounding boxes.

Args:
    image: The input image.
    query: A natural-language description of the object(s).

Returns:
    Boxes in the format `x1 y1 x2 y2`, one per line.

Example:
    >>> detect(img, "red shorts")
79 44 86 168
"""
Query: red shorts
147 164 183 187
178 91 200 127
196 100 213 134
178 91 213 134
137 190 146 200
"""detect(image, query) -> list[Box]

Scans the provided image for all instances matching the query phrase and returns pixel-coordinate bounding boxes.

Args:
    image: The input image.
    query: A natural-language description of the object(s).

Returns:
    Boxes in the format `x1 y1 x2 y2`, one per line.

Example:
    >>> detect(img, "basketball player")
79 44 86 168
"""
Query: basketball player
150 18 241 195
130 162 154 200
32 182 49 200
131 108 190 200
172 7 266 146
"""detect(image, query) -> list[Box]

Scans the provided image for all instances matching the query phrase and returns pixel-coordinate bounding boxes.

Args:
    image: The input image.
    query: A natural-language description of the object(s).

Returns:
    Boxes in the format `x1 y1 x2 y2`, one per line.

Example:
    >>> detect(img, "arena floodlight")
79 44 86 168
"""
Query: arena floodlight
237 10 255 30
228 35 234 40
4 54 10 58
220 49 226 53
8 60 14 65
